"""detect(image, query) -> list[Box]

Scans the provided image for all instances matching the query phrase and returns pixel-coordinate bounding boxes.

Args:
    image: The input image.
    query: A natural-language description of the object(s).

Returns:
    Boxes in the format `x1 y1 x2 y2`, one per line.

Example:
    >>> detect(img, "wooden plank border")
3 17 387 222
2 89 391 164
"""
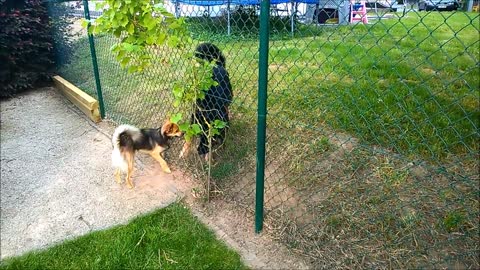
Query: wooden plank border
52 75 101 123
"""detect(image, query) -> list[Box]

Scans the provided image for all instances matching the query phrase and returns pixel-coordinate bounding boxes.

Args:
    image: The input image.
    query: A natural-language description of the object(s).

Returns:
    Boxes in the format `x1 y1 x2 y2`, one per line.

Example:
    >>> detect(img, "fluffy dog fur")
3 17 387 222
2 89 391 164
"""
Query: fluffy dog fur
111 120 182 188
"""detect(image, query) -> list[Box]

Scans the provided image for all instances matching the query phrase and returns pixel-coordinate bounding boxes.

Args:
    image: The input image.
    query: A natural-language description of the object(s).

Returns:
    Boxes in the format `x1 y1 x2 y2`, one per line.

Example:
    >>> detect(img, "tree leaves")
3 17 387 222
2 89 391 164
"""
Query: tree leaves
88 0 188 73
0 0 57 96
170 113 182 124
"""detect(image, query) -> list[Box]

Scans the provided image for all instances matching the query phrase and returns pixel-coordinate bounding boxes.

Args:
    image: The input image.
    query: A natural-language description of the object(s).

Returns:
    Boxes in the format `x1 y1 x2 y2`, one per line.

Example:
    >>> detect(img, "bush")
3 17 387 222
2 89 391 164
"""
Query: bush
231 5 259 32
0 0 54 98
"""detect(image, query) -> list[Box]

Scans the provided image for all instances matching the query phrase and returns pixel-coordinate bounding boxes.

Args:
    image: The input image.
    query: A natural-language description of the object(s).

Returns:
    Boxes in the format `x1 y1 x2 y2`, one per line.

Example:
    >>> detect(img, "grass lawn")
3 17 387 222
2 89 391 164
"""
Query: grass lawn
0 203 247 270
211 11 479 187
59 11 479 168
270 11 479 162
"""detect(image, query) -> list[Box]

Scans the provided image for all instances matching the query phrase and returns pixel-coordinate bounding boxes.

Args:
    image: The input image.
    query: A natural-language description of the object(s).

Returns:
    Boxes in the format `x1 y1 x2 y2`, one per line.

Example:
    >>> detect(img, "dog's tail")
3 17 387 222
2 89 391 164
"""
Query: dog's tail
111 125 141 172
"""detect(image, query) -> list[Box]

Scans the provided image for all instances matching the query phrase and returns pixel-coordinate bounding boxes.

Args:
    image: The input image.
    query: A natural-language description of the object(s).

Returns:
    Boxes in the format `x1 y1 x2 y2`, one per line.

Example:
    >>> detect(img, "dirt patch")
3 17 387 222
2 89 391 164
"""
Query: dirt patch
181 191 310 270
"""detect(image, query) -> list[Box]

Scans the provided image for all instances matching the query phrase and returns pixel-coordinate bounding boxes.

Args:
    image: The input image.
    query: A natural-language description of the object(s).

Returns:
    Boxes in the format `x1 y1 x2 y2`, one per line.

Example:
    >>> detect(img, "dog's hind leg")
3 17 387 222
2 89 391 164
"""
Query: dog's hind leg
125 152 134 188
114 169 122 184
149 146 172 174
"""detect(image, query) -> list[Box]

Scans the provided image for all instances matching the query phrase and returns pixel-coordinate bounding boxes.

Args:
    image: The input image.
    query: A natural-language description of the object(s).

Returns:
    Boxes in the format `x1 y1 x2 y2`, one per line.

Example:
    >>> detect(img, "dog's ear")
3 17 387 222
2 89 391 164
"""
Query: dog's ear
161 120 182 137
161 120 172 135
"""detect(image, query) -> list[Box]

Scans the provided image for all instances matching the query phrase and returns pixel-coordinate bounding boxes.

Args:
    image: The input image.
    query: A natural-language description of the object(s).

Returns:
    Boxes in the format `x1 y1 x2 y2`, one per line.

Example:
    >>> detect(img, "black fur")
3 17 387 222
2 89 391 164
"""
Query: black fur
118 128 170 153
195 42 226 66
192 43 233 155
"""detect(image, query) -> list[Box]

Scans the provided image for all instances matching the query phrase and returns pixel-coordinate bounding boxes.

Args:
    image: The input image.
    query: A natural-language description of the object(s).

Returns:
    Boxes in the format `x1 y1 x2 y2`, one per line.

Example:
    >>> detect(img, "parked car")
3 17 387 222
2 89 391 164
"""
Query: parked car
418 0 460 11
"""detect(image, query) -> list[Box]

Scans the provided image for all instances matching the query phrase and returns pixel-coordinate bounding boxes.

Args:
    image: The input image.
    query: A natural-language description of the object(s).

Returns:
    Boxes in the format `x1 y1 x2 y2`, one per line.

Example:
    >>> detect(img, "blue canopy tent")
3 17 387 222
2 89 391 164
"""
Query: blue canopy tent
172 0 321 35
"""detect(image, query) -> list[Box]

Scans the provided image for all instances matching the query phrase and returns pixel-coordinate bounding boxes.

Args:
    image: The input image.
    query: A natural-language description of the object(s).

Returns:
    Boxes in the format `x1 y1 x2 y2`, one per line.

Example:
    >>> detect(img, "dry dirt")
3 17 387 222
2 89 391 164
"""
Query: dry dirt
0 87 309 269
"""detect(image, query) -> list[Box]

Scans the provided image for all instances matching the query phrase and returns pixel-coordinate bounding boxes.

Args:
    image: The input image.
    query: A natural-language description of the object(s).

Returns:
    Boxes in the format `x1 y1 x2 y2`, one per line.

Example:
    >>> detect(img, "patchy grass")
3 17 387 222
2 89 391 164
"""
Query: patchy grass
263 145 478 268
210 118 257 182
0 203 247 270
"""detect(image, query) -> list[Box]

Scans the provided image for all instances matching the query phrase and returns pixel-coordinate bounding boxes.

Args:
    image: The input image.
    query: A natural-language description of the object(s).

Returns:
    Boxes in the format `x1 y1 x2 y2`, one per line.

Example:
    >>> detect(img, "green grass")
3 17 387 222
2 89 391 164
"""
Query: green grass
210 118 257 181
58 13 479 165
0 203 247 270
225 11 479 164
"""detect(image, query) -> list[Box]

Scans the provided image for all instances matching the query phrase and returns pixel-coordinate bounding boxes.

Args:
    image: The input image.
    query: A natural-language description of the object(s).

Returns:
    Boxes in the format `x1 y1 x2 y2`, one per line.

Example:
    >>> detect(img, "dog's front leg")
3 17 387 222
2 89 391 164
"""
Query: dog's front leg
150 151 172 174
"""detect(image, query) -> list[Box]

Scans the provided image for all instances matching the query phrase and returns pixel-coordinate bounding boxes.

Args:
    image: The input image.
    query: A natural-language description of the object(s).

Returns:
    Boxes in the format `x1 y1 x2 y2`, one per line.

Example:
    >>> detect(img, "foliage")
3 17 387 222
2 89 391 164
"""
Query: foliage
87 0 190 73
0 0 54 97
231 5 259 32
231 5 294 34
0 0 75 97
170 58 220 141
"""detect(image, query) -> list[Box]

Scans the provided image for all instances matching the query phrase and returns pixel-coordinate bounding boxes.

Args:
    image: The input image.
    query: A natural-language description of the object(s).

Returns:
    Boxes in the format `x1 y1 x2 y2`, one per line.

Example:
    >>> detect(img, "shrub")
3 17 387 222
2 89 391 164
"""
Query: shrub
0 0 54 98
231 5 259 32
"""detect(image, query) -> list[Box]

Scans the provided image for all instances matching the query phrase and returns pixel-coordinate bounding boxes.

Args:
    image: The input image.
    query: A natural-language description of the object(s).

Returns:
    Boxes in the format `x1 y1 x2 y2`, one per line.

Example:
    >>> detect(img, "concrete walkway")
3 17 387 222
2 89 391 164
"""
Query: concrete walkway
0 87 186 259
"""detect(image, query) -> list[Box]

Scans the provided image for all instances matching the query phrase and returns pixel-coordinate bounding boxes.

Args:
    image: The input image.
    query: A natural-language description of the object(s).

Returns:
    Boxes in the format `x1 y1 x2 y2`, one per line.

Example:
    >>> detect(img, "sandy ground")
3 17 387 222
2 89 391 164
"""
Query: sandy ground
0 87 308 269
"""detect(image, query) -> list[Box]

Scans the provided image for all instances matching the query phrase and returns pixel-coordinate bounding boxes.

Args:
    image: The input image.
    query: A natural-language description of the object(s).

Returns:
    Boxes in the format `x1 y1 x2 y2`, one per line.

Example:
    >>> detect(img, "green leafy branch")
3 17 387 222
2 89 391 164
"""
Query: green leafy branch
84 0 190 72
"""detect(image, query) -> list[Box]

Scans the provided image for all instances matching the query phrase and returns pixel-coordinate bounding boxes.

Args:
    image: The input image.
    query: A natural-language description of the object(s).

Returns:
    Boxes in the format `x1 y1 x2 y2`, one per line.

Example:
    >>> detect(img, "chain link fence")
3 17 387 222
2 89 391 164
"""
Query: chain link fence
49 0 479 268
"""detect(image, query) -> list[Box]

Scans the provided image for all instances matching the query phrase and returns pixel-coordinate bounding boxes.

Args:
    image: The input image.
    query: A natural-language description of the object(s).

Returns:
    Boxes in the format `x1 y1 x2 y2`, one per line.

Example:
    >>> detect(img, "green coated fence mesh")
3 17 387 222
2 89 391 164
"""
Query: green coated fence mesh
49 0 479 268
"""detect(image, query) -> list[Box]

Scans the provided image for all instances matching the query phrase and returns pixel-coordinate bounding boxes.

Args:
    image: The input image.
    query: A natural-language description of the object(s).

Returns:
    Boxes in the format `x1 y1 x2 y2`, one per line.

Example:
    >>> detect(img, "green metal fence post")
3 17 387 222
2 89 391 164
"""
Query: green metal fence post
255 0 270 234
83 0 105 118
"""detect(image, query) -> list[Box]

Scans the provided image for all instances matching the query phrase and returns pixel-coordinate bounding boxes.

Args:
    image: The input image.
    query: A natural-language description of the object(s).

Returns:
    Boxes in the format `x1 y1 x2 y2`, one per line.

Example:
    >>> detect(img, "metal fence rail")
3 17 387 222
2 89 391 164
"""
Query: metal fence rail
50 0 479 268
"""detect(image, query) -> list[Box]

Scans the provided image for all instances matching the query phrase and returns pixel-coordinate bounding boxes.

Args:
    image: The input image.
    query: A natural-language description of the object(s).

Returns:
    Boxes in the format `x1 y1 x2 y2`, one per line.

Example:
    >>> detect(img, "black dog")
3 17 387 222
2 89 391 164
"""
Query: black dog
180 42 233 160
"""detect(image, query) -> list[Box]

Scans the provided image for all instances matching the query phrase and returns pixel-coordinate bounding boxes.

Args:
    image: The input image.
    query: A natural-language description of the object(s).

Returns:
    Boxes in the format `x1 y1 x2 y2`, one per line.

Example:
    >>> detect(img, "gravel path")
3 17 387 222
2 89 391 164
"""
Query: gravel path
0 87 185 259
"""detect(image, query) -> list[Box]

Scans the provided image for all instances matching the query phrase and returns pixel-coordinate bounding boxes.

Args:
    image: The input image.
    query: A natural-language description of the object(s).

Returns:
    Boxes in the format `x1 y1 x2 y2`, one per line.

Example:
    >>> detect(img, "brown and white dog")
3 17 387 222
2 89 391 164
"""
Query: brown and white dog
111 120 182 188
